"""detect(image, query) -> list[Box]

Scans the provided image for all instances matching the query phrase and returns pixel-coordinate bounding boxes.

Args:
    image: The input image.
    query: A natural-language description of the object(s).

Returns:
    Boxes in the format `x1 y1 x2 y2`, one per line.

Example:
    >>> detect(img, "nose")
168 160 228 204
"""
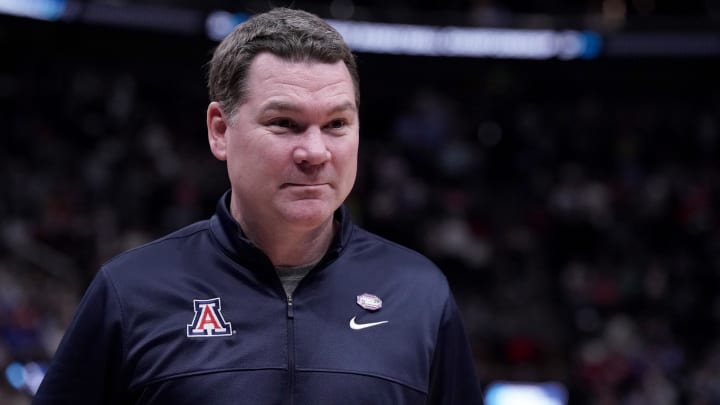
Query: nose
293 126 331 166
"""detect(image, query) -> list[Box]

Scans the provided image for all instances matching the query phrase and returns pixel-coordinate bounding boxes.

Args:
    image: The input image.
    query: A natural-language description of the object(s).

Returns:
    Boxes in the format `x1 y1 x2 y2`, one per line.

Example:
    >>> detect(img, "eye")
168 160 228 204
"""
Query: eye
325 119 346 130
270 118 297 129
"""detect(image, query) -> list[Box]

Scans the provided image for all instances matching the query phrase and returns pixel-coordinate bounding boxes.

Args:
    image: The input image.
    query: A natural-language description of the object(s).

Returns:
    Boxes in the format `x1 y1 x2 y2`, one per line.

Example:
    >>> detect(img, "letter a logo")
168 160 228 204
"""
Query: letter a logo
186 298 233 337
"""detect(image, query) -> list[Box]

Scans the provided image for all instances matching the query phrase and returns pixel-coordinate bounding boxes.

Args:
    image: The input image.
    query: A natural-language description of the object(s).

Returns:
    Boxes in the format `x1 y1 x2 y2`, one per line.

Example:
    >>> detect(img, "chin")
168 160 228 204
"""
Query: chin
280 200 336 230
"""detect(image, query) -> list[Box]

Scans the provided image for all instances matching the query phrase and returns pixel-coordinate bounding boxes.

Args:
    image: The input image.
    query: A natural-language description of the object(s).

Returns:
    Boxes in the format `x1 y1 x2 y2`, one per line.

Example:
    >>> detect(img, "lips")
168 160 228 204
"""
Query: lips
281 183 330 188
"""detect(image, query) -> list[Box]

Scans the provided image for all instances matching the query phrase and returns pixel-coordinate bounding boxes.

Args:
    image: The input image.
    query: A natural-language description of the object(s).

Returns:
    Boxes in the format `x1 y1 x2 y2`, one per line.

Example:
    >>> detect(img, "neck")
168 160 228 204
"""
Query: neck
235 213 336 267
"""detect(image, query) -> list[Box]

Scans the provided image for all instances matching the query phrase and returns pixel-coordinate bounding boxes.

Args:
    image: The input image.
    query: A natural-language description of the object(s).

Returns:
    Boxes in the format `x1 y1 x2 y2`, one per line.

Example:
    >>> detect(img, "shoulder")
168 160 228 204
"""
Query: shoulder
349 226 438 266
346 226 450 291
101 220 212 278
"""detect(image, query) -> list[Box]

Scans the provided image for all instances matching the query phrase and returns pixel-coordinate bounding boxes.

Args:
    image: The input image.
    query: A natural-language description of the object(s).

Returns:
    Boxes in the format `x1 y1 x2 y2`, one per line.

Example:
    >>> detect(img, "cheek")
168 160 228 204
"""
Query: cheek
229 135 285 174
333 139 359 179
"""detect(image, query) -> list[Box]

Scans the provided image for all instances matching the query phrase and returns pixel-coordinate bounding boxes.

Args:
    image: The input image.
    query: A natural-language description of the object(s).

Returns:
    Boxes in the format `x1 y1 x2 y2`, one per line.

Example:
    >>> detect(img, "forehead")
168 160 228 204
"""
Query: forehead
244 53 356 109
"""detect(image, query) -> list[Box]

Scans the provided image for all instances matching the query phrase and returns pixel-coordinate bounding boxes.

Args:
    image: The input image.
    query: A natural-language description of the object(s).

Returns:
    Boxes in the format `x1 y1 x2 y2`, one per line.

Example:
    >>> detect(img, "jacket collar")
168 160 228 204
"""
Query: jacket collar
209 190 353 269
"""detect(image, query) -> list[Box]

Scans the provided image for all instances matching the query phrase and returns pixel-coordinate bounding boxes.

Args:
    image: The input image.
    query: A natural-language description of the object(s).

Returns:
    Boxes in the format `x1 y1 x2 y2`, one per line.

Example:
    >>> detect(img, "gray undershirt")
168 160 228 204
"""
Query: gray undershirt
237 225 318 298
275 261 318 298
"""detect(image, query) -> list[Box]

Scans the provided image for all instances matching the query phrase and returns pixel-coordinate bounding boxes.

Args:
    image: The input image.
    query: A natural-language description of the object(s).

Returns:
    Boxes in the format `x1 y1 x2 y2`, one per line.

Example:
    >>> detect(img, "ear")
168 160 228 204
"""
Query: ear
207 101 229 161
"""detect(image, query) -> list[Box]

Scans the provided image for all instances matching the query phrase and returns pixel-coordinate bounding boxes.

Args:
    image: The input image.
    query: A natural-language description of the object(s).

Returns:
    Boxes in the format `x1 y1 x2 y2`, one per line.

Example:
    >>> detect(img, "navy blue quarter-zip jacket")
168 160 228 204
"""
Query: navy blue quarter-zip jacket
34 191 483 404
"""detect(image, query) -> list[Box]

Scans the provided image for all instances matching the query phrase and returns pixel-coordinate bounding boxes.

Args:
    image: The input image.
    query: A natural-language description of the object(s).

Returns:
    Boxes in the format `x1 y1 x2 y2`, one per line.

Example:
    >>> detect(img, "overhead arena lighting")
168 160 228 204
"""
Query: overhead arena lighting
328 20 602 59
0 0 65 21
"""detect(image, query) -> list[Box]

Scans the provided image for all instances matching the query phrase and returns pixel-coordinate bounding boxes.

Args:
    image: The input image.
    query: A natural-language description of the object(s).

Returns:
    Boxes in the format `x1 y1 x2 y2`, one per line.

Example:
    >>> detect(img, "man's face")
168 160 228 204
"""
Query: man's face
209 52 359 233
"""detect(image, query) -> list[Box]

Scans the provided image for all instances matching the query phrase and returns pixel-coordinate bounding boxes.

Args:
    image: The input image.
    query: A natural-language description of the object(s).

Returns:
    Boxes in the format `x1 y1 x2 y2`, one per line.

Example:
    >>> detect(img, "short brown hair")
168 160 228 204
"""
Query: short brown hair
207 8 360 117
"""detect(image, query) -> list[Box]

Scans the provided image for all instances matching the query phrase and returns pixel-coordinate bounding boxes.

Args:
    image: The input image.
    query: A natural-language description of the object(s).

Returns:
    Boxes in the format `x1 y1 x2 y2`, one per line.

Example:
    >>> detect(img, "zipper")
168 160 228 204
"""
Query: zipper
287 296 295 405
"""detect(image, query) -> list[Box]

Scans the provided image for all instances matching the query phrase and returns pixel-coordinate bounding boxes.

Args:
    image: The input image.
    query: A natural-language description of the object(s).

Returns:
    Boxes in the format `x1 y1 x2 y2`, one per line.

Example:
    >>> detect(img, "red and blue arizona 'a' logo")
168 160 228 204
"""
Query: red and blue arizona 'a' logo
186 298 233 337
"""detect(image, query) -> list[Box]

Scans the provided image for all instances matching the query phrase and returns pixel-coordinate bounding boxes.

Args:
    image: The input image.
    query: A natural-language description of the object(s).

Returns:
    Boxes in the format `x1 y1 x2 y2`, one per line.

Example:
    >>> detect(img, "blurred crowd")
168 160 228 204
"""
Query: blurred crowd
1 19 720 404
357 57 720 404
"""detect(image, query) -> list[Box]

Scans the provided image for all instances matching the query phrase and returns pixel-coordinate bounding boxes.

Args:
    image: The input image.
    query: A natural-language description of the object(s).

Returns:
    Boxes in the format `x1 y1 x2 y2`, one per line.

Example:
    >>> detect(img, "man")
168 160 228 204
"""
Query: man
34 7 483 404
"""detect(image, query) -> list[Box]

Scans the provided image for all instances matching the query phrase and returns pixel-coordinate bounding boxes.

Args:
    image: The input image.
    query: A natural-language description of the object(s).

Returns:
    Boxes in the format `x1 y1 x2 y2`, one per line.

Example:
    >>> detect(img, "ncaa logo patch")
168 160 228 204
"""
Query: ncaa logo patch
356 293 383 311
186 297 233 337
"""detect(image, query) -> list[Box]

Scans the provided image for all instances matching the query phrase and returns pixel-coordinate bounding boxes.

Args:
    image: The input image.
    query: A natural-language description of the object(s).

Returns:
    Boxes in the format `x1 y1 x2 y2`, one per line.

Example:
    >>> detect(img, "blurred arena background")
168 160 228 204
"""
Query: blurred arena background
1 0 719 403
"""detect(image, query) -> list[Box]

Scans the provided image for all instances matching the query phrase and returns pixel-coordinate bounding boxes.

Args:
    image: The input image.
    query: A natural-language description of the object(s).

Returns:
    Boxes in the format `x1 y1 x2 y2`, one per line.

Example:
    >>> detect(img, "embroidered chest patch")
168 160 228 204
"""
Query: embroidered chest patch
186 297 233 337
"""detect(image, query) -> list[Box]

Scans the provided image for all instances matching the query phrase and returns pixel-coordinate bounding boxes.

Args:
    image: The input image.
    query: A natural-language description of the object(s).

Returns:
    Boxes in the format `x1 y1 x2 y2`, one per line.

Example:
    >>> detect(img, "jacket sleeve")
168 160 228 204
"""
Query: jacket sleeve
33 268 127 405
427 294 485 405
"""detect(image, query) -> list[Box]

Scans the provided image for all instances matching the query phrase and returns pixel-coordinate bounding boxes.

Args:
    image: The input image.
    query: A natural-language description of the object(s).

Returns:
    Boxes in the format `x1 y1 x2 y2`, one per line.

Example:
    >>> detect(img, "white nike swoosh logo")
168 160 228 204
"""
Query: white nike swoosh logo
349 316 389 330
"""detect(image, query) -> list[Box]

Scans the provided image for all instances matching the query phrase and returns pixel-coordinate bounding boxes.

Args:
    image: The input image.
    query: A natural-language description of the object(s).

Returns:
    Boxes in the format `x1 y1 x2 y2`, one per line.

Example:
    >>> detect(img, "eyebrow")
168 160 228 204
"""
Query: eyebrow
260 100 357 115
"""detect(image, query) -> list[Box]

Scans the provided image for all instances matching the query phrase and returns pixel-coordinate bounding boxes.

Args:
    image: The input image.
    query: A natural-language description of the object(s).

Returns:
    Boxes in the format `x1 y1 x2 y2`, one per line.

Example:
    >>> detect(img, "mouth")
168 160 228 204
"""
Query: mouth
281 183 330 189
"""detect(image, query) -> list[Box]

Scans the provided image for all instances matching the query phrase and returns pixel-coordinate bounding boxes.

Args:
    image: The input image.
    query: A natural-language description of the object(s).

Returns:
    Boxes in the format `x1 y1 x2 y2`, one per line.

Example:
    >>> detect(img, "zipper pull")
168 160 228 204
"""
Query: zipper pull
287 296 294 318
